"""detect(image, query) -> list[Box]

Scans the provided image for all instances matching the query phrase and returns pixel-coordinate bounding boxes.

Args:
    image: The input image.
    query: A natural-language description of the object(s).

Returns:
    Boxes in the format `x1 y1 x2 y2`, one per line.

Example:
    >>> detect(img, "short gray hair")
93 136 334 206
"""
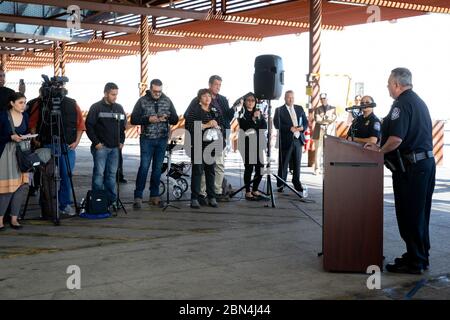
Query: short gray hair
391 67 413 87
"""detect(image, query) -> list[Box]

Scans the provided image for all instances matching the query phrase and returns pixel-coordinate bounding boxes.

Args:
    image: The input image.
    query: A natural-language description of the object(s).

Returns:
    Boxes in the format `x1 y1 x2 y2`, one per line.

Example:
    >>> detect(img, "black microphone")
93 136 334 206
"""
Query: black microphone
345 102 376 112
254 105 263 120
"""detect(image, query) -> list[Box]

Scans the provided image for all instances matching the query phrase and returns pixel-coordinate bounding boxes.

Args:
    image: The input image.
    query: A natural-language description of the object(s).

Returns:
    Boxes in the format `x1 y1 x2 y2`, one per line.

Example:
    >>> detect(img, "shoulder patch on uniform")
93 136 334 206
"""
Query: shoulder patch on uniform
391 107 401 120
374 122 381 131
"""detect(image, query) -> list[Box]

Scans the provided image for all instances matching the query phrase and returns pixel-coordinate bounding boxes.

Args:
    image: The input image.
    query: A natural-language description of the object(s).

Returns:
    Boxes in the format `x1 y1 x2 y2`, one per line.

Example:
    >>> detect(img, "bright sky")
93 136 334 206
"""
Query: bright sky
6 12 450 120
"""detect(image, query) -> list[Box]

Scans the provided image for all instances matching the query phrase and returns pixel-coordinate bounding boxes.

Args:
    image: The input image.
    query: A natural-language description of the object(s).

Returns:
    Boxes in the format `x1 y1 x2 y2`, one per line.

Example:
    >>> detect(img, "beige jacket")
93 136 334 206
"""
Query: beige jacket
313 105 337 140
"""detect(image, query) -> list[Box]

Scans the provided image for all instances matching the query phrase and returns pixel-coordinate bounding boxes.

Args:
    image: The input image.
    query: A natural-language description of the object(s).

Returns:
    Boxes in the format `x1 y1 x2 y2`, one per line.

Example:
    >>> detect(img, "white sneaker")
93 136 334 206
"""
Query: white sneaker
60 205 75 216
302 186 309 198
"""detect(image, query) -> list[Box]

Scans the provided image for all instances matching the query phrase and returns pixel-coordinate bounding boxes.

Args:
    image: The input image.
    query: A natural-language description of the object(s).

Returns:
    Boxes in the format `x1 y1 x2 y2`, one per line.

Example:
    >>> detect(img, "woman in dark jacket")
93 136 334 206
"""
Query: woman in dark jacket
185 88 224 209
237 92 267 201
0 92 29 230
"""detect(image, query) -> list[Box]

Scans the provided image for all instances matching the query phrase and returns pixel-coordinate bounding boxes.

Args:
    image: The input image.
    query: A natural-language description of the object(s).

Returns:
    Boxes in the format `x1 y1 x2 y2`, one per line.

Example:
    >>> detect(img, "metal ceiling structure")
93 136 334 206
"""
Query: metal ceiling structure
0 0 448 72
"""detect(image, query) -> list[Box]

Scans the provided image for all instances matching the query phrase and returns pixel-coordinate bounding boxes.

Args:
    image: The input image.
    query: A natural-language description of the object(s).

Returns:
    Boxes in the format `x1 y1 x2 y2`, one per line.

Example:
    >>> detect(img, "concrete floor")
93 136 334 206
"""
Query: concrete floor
1 137 449 300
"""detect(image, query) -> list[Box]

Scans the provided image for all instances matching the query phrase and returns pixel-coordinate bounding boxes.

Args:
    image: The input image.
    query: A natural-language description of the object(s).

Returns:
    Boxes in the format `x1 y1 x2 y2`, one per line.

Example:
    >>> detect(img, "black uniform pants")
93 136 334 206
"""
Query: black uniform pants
392 157 435 267
277 138 303 191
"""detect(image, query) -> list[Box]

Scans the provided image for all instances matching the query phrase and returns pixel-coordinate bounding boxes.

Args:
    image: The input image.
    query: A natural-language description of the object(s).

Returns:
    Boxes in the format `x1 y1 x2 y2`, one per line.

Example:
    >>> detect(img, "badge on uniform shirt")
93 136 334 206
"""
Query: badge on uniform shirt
391 107 401 120
374 122 381 131
365 120 370 126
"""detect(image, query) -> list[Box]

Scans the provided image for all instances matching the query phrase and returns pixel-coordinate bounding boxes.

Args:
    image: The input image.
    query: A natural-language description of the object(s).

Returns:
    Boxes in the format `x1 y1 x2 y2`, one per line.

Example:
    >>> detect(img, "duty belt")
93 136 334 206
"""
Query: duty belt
403 150 434 164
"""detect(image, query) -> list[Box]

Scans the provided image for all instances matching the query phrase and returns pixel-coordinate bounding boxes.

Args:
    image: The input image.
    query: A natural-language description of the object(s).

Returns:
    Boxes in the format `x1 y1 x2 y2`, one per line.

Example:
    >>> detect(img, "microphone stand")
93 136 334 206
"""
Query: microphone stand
347 107 362 142
113 113 127 215
162 118 180 212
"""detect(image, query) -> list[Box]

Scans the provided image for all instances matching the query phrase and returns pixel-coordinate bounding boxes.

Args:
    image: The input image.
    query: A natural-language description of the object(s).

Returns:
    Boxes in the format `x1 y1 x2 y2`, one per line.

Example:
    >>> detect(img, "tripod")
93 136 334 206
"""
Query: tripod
21 98 79 225
113 113 127 215
49 103 80 225
162 140 180 212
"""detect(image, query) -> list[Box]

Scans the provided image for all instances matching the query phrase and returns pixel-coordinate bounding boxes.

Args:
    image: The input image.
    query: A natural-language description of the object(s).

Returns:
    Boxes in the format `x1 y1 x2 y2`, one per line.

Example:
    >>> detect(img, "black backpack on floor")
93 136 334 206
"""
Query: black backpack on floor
84 190 109 215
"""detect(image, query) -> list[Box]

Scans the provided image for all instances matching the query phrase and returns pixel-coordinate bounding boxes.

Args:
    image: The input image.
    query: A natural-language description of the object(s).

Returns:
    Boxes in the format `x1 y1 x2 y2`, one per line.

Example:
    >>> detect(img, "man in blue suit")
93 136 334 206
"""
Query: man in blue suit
273 90 308 195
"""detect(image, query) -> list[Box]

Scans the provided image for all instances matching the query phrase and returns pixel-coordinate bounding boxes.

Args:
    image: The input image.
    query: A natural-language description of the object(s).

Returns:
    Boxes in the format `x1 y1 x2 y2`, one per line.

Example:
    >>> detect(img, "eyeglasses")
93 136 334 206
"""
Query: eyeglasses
246 99 256 102
152 90 162 95
361 101 372 105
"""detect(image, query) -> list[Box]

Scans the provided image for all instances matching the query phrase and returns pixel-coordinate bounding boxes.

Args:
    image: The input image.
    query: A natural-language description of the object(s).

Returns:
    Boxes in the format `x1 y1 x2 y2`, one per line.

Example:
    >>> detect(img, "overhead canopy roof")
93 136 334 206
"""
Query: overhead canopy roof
1 0 449 71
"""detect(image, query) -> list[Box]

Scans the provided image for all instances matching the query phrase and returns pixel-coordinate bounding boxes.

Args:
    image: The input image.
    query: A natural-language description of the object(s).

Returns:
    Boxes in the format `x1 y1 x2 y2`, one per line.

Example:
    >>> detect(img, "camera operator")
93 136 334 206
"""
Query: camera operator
346 95 381 144
86 83 125 208
130 79 178 209
28 80 85 215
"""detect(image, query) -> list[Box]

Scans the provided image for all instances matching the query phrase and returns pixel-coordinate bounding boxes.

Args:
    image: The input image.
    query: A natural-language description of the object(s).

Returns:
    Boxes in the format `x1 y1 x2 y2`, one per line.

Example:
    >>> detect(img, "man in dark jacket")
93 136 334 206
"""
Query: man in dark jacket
131 79 178 208
86 82 126 206
183 75 235 202
274 90 308 195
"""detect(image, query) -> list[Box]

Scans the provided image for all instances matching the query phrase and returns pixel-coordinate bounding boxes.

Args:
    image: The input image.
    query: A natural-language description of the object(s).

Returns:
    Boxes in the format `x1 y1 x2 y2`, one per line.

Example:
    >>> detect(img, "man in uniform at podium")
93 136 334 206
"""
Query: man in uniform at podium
365 68 435 275
346 95 381 144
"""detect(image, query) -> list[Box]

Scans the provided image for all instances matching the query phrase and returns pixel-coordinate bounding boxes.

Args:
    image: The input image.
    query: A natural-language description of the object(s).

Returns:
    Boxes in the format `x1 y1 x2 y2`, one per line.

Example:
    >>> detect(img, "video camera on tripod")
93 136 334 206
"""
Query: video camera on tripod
41 74 69 111
39 74 78 225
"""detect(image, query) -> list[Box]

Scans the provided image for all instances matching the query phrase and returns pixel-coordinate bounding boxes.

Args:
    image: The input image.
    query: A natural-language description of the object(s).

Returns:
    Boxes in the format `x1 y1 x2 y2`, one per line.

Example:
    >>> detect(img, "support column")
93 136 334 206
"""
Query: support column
61 42 67 77
139 15 150 97
53 41 61 77
0 54 6 71
221 0 227 14
307 0 322 167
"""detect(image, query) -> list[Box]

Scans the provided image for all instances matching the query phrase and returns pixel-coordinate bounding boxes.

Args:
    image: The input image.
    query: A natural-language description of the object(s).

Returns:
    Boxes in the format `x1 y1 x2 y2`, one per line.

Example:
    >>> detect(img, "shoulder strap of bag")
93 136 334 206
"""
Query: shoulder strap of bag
6 110 18 136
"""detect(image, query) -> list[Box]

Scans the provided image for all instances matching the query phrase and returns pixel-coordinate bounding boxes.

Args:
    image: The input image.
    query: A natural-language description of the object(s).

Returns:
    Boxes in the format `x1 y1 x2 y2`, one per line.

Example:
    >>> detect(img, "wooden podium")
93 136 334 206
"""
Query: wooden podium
322 135 384 273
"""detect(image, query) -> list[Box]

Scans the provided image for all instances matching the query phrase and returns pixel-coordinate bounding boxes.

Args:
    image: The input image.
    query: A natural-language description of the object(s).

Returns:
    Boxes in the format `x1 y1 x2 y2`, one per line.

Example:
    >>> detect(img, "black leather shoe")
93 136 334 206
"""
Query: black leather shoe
9 223 23 230
198 196 207 206
385 262 424 275
119 178 128 184
0 226 5 231
277 187 284 193
394 253 429 270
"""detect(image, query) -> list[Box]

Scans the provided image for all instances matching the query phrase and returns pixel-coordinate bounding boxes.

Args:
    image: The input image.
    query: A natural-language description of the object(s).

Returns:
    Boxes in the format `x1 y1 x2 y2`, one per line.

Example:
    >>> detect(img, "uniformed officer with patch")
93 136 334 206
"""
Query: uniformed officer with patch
347 95 381 144
365 68 435 274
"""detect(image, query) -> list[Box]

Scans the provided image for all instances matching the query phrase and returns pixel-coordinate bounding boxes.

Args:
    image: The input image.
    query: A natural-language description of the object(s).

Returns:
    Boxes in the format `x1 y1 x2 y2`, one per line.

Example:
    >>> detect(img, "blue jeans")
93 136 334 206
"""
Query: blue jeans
134 137 167 199
91 146 119 204
46 144 76 210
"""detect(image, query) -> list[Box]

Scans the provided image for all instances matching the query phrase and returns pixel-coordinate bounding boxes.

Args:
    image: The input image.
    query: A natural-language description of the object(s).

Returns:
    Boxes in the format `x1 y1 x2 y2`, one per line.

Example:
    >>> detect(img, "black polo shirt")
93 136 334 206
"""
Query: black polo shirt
381 89 433 154
348 111 381 143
